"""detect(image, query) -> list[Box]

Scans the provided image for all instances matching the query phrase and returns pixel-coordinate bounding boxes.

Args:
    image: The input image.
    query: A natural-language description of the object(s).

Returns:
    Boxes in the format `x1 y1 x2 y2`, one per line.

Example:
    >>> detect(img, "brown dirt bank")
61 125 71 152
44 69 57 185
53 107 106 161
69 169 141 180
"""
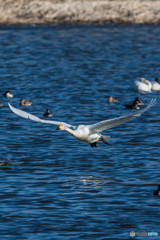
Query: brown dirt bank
0 0 160 25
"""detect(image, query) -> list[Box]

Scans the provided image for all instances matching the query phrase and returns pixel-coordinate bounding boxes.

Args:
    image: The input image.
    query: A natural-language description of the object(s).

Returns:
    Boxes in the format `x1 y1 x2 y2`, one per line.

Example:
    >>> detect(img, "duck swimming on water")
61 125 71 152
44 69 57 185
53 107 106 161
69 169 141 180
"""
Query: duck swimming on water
43 109 53 118
108 96 118 103
3 90 13 98
125 97 143 110
8 99 156 148
20 98 32 106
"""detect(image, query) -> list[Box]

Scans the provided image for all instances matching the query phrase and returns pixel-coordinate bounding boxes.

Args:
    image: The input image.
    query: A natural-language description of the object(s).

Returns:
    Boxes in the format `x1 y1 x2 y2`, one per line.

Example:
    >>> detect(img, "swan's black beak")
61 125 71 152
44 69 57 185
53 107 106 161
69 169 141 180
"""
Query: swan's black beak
56 126 60 130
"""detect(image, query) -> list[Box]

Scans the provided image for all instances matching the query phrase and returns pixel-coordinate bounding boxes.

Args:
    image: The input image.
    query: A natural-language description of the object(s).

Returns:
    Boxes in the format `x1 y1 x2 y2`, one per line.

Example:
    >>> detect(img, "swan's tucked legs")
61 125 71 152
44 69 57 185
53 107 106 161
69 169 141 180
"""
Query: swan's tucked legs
90 142 97 148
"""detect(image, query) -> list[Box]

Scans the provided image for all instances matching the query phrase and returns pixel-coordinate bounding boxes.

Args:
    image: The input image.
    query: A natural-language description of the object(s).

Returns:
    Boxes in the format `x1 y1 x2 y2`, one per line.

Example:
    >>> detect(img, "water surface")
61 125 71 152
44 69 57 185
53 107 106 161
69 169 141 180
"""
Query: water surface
0 25 159 240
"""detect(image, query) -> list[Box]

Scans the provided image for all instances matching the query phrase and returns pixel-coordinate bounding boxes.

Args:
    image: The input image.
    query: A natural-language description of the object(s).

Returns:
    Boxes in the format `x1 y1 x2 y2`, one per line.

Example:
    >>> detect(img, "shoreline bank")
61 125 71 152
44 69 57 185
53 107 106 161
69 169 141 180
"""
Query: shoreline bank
0 1 160 25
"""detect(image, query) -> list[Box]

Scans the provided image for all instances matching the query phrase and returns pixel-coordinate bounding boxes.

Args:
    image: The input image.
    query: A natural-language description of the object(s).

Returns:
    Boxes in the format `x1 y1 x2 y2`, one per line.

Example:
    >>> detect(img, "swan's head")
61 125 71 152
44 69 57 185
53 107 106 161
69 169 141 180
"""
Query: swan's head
57 124 65 130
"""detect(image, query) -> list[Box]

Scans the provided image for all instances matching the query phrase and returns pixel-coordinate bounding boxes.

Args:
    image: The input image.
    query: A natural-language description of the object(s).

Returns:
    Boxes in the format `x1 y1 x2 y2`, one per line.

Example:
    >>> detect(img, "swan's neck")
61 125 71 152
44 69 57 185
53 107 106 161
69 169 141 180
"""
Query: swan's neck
64 126 76 137
142 78 151 86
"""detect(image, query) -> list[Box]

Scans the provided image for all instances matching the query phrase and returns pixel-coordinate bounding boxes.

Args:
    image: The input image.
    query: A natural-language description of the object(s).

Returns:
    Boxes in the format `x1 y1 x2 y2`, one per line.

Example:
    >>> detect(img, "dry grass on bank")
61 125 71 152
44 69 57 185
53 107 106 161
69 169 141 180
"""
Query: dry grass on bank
0 0 160 25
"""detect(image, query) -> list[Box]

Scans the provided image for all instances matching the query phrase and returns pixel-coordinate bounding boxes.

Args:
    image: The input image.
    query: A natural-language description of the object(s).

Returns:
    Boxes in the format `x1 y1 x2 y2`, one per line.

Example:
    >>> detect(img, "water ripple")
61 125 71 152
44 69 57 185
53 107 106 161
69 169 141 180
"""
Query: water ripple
0 25 159 240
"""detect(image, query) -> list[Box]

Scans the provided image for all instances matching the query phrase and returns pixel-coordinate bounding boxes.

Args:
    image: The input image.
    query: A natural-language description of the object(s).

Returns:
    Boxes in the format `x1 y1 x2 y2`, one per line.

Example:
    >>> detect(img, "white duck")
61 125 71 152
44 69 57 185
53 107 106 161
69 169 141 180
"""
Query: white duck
152 77 160 91
8 99 156 148
135 78 152 92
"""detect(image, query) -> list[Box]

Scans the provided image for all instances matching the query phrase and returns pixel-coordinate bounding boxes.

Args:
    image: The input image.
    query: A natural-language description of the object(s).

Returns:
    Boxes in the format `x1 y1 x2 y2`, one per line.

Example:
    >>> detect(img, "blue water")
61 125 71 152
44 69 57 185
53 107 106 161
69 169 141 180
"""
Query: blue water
0 25 159 240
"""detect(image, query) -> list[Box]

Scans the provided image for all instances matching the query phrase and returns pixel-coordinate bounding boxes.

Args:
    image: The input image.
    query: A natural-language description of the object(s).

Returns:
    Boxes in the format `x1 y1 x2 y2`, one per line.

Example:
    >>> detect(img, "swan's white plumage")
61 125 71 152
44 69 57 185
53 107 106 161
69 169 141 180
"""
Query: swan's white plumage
152 78 160 91
8 103 75 129
135 78 152 92
89 99 155 132
8 99 156 146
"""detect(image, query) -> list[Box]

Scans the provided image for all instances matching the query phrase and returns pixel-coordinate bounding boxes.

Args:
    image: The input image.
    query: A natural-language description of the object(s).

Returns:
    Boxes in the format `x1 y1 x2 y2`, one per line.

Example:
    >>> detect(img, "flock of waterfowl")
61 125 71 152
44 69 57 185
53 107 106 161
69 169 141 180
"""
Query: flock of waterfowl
2 90 53 117
108 96 144 110
8 98 156 148
5 76 157 148
3 75 159 149
2 80 159 196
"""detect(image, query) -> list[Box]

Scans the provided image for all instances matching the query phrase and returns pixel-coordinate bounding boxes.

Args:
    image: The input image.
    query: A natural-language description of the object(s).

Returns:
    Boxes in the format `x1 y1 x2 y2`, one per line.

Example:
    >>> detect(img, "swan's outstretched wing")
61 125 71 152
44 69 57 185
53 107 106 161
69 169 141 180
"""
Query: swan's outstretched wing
89 99 156 133
8 103 75 129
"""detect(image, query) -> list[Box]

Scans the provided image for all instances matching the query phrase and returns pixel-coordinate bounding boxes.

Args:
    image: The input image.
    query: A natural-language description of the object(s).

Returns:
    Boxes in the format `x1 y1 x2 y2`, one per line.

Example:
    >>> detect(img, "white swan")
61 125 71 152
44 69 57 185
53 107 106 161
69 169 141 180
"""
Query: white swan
8 99 156 147
152 77 160 91
135 78 152 92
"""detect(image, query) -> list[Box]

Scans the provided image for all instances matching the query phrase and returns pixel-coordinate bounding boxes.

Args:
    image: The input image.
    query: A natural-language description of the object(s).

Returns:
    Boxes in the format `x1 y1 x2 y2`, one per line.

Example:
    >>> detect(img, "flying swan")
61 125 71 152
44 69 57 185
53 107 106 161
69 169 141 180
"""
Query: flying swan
8 99 156 147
